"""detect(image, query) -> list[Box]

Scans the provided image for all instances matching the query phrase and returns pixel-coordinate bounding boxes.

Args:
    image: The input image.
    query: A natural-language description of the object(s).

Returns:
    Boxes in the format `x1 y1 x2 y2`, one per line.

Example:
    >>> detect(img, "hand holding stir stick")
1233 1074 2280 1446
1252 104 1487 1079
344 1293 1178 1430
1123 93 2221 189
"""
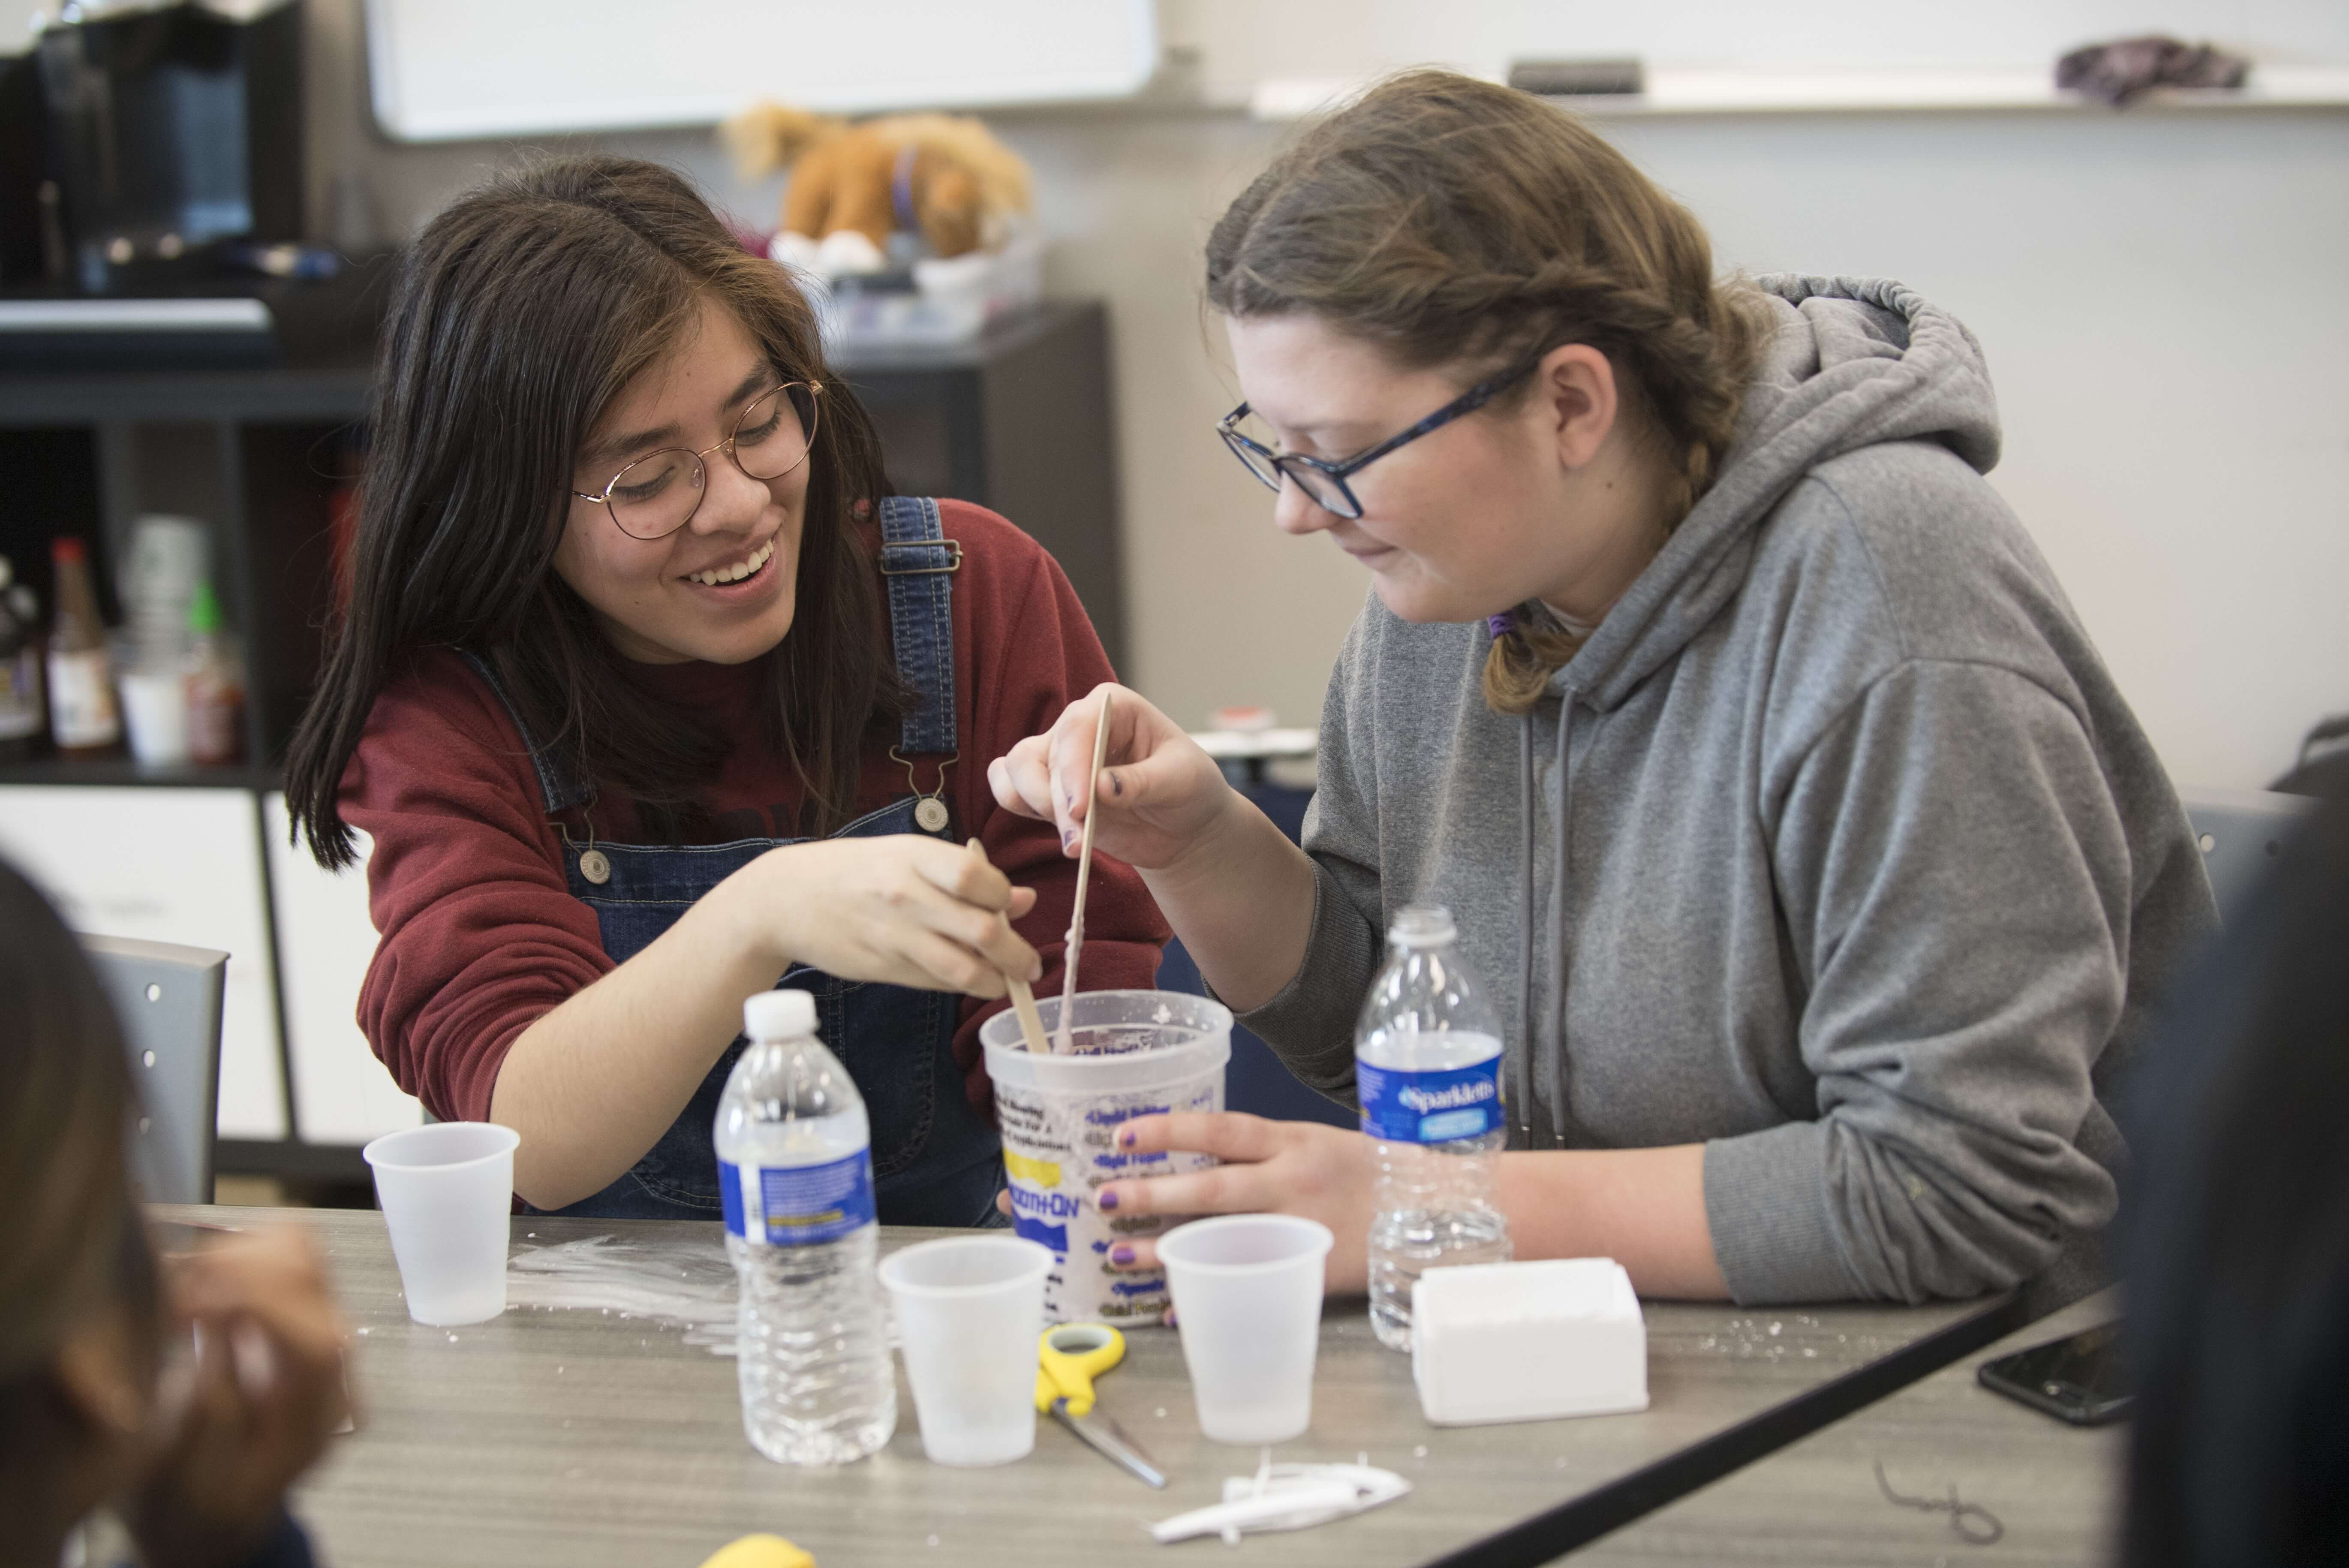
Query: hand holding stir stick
966 837 1051 1054
1056 690 1115 1055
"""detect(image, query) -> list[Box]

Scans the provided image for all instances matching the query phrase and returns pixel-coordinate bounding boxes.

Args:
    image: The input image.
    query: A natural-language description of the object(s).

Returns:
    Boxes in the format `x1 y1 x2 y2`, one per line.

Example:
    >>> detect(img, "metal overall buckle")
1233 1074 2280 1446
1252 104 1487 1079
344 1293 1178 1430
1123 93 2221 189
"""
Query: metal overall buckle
556 811 610 885
890 746 958 835
878 539 963 576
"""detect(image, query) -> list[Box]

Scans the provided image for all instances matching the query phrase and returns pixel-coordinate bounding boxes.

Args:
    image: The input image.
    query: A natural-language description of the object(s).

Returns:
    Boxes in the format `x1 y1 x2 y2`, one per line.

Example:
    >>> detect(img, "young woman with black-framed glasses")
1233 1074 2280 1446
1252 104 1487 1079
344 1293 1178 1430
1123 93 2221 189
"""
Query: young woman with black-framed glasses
283 157 1165 1222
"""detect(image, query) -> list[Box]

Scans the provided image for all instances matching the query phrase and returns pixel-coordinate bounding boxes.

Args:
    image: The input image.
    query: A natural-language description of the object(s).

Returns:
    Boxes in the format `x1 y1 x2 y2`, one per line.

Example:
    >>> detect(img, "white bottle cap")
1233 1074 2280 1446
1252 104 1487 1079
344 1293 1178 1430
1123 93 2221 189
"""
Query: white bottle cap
743 988 817 1041
1389 904 1458 947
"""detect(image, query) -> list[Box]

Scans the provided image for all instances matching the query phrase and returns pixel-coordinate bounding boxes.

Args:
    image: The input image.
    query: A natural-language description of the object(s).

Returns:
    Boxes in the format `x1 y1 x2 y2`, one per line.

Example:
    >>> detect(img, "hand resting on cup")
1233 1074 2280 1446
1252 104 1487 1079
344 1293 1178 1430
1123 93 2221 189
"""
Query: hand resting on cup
1001 1112 1377 1294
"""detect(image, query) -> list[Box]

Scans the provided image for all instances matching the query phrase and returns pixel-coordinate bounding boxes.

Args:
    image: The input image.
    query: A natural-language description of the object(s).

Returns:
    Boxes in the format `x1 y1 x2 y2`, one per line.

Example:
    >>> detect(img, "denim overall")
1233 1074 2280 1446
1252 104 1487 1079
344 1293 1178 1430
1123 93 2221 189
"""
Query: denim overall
463 497 1003 1225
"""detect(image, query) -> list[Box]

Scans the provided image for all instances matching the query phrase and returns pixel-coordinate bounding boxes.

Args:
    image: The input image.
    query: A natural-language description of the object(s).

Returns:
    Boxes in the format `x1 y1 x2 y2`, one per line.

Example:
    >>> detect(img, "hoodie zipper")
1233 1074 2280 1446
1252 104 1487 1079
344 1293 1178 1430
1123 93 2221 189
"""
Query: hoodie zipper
1516 696 1581 1151
1548 698 1576 1147
1516 716 1536 1147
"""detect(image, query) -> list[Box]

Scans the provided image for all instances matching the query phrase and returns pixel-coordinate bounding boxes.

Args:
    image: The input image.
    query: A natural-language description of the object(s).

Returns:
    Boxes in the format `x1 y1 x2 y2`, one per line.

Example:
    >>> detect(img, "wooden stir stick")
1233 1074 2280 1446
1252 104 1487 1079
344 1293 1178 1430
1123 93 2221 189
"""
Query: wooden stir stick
966 837 1051 1054
1056 689 1115 1055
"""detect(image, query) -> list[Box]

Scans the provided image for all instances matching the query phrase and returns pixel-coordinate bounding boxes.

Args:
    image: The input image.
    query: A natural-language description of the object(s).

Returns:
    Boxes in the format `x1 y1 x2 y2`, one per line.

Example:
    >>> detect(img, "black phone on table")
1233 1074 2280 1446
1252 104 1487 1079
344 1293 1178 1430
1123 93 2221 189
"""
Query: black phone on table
1976 1319 2132 1426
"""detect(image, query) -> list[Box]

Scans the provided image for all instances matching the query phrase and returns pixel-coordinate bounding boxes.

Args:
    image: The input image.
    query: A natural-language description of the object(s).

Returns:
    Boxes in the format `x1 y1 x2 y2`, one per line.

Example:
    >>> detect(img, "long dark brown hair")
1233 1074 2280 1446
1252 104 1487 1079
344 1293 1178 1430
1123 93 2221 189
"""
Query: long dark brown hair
286 156 905 867
0 858 162 1514
1205 69 1773 713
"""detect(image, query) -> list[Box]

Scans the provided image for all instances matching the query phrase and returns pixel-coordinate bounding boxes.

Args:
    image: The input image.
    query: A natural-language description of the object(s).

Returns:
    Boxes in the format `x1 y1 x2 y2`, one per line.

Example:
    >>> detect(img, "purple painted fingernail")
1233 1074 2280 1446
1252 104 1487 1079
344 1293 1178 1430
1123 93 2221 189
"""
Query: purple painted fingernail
1097 1189 1119 1211
1061 828 1074 850
1110 1245 1135 1266
1117 1125 1137 1149
1110 771 1124 798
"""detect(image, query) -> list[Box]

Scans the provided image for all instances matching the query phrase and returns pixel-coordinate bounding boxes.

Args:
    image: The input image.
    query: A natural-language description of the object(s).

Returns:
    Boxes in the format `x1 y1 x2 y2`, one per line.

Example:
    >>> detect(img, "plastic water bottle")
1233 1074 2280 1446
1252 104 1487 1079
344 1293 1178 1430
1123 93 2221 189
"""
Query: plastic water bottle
716 989 896 1463
1356 905 1513 1351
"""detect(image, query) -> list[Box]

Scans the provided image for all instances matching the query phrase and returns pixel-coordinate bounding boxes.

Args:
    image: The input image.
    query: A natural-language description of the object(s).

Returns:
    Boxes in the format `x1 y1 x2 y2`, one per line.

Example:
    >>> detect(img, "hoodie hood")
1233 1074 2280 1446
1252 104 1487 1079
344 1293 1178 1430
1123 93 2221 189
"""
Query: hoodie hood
1558 275 2004 712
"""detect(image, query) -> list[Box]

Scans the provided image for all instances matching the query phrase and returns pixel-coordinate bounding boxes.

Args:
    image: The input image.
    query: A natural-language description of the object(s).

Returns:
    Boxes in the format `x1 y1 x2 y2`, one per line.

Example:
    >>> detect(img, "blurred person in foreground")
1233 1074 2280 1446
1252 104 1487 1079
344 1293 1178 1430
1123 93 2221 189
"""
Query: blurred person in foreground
2123 775 2349 1565
0 858 348 1568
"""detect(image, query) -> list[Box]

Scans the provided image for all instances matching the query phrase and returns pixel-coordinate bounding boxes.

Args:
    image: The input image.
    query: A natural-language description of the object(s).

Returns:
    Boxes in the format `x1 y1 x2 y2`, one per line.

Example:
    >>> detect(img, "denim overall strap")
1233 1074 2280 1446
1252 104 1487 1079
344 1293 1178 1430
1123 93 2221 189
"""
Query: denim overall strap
876 495 959 755
454 649 594 814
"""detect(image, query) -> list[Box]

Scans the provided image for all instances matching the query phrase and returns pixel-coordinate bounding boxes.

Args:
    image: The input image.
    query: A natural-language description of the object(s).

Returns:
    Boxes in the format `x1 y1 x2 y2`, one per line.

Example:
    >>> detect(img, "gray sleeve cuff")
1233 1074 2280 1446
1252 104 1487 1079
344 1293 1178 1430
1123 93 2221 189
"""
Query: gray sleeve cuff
1702 1121 1866 1305
1222 858 1381 1102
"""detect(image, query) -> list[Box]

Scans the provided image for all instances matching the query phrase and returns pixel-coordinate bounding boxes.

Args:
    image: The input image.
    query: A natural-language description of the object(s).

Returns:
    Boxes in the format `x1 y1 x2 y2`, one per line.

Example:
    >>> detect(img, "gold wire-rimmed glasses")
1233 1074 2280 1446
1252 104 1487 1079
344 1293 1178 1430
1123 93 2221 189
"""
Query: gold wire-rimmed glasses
573 380 825 541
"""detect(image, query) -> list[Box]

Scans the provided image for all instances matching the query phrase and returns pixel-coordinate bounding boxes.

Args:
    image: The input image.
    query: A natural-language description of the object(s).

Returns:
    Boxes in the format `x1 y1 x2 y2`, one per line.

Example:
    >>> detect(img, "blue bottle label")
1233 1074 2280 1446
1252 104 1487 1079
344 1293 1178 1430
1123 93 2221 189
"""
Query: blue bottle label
720 1151 876 1246
1356 1055 1504 1143
1007 1180 1084 1256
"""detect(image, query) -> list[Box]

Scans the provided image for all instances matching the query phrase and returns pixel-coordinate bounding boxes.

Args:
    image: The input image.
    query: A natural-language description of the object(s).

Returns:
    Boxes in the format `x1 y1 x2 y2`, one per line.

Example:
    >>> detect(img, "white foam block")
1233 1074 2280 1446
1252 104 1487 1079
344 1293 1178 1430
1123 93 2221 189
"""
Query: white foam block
1411 1258 1648 1426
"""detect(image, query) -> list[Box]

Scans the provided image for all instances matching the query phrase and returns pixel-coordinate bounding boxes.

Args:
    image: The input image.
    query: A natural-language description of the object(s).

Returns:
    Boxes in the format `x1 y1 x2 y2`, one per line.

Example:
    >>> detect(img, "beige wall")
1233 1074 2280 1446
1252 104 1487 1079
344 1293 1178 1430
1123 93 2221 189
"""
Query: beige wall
13 0 2347 786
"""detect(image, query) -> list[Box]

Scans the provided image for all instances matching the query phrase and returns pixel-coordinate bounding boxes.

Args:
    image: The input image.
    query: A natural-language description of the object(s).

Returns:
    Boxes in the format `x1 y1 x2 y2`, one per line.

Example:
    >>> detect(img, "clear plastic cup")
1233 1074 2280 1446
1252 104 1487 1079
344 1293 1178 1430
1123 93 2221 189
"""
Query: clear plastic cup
1158 1214 1334 1445
979 990 1230 1325
361 1122 520 1327
878 1235 1055 1466
119 668 191 767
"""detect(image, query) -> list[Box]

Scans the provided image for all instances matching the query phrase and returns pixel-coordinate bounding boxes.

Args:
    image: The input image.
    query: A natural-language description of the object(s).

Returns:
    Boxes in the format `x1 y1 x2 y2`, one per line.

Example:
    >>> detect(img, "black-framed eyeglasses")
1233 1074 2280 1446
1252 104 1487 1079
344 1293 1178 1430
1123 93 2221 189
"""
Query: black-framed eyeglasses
573 380 825 541
1216 354 1543 520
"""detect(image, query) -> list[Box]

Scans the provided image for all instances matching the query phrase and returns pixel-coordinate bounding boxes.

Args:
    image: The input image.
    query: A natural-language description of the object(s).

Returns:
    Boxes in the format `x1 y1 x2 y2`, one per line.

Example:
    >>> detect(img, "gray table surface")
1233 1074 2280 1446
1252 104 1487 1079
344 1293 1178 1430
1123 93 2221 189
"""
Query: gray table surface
172 1207 2025 1568
1574 1291 2125 1565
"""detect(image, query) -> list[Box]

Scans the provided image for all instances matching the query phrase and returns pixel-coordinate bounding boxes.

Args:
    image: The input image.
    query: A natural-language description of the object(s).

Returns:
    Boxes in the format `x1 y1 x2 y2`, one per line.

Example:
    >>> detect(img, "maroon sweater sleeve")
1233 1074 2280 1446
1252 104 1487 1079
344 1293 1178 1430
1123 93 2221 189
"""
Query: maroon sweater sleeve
941 501 1170 1109
343 650 614 1123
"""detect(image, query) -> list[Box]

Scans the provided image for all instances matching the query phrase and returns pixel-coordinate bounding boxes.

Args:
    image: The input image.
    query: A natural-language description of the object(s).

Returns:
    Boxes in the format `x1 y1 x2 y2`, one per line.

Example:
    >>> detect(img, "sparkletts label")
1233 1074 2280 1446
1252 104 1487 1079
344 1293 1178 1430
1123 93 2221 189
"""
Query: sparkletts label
1356 1056 1502 1143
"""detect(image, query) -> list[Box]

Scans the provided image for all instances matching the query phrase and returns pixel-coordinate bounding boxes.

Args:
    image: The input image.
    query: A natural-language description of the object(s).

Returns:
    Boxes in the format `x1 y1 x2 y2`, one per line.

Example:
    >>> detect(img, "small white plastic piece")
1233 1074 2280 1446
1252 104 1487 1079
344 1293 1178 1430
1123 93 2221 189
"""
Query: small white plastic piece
1146 1454 1410 1545
1411 1258 1648 1426
742 989 816 1041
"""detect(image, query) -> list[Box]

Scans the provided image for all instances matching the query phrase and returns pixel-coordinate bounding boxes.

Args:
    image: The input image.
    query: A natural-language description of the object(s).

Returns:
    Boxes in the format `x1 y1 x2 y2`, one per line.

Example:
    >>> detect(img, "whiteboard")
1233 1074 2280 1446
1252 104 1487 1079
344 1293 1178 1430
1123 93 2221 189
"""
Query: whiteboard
364 0 1160 142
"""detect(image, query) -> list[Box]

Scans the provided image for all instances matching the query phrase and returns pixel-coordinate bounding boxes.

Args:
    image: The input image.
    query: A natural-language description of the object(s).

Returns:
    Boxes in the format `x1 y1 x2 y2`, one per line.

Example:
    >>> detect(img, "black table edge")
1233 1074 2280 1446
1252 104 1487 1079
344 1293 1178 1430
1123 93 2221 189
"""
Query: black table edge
1419 1287 2034 1567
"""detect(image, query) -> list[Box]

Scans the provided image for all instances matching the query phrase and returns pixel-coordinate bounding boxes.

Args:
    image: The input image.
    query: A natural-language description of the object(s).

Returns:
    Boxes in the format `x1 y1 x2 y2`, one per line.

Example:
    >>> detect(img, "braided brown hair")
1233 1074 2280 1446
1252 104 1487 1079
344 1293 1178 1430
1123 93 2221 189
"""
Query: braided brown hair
1205 69 1773 712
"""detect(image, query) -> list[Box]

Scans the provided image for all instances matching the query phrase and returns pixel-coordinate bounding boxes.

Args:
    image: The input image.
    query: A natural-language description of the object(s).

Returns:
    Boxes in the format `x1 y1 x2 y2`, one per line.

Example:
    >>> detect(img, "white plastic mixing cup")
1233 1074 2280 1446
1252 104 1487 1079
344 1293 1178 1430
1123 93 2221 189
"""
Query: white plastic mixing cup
1158 1214 1334 1444
878 1235 1055 1466
980 990 1230 1326
361 1122 520 1327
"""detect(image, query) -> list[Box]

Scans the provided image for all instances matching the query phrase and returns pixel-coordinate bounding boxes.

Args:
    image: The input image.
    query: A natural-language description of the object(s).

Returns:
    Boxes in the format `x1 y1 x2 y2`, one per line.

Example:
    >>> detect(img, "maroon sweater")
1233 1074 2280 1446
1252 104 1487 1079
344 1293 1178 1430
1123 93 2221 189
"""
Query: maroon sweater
341 501 1168 1123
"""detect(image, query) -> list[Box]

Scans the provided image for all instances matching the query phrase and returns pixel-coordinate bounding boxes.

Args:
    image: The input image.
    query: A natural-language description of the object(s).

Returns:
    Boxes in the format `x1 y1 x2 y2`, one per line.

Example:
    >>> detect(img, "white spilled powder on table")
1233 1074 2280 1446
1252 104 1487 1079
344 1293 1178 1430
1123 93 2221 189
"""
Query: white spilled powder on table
506 1234 739 1354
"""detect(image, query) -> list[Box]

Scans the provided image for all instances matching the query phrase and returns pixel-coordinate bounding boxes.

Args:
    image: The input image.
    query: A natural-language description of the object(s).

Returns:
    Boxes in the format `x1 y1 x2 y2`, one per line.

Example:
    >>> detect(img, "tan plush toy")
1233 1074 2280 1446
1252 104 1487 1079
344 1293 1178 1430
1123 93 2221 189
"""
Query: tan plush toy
723 103 1034 277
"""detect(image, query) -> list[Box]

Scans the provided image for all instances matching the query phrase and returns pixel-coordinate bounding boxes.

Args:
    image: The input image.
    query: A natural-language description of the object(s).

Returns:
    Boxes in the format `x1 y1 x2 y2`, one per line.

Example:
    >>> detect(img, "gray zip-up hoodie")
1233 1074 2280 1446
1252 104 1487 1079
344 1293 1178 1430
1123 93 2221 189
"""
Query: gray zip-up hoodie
1239 275 2215 1307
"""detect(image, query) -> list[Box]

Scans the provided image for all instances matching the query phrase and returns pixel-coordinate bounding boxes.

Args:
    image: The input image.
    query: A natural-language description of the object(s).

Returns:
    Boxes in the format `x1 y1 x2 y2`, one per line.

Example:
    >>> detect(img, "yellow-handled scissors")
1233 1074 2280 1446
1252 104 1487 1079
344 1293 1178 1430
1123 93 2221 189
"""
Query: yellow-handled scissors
1036 1324 1165 1487
1036 1322 1124 1415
